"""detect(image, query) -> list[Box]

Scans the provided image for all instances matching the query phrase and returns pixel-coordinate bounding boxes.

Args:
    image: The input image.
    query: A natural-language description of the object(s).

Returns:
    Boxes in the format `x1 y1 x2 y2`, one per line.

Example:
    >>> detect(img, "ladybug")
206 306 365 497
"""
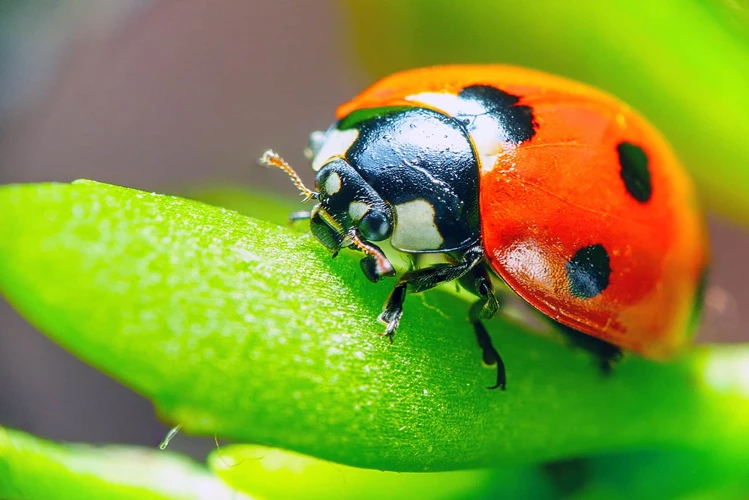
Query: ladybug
261 65 709 390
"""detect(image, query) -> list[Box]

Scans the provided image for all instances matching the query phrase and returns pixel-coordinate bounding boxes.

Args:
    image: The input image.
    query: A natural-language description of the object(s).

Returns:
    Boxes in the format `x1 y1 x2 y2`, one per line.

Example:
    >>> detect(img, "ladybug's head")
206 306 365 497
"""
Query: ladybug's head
260 150 396 282
313 158 393 245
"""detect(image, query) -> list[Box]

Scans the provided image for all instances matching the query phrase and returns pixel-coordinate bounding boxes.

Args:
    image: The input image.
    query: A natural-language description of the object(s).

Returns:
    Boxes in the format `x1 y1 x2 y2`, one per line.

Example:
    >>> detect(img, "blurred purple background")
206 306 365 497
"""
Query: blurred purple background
0 1 747 457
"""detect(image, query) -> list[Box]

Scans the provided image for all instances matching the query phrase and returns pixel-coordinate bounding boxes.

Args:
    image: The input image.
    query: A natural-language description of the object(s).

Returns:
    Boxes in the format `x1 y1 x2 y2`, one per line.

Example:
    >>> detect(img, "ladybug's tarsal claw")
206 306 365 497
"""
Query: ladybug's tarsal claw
473 321 506 390
381 321 399 344
382 330 395 345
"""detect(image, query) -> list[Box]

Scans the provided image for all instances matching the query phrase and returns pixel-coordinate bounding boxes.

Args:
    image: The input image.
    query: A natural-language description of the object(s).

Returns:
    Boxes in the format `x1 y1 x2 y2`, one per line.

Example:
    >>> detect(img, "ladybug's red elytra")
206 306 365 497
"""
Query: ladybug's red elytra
262 65 709 390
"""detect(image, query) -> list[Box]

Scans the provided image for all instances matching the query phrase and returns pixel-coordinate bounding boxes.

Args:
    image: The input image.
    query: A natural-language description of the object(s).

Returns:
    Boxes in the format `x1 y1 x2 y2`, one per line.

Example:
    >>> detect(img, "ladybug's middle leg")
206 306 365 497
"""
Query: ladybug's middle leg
459 264 506 390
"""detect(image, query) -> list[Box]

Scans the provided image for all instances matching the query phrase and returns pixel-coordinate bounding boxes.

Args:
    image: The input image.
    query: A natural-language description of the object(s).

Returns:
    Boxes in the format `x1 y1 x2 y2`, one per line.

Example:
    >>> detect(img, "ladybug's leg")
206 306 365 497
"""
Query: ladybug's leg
555 324 623 375
379 245 483 342
459 264 499 319
379 282 407 341
459 265 506 390
288 210 312 222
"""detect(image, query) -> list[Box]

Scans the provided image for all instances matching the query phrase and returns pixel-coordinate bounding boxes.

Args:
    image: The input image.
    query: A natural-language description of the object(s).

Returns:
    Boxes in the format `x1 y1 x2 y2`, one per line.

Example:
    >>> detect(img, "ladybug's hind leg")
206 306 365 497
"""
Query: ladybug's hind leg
556 324 623 375
459 264 506 390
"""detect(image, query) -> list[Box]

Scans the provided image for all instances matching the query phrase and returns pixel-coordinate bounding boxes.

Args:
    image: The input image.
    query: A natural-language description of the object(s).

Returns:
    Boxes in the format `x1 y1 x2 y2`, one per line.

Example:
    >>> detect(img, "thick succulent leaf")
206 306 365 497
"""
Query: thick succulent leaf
0 181 747 473
0 426 248 500
342 0 749 225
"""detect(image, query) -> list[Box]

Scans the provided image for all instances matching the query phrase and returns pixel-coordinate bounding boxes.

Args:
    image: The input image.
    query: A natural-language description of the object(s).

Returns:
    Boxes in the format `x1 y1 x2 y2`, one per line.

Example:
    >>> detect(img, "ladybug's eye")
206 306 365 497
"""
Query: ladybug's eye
359 210 391 242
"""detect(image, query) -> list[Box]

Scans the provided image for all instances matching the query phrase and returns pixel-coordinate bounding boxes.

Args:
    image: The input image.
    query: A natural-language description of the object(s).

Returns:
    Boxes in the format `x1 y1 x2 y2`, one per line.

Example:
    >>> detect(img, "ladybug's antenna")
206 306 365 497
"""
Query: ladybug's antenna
260 150 318 200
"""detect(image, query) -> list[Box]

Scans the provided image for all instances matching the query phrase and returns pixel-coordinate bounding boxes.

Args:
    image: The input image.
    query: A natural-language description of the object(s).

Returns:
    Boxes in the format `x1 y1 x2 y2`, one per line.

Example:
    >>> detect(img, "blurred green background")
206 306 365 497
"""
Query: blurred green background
0 1 748 499
344 0 749 225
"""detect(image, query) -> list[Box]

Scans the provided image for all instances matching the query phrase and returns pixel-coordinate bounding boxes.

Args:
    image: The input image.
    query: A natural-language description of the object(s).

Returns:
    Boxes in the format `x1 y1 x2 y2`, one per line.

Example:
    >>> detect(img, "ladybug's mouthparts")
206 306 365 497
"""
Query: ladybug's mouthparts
259 150 319 201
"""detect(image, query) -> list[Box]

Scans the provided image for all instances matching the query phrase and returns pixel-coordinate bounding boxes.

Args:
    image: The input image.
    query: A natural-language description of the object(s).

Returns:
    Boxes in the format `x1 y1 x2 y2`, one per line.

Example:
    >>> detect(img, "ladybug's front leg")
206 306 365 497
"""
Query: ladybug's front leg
378 245 484 341
379 282 407 342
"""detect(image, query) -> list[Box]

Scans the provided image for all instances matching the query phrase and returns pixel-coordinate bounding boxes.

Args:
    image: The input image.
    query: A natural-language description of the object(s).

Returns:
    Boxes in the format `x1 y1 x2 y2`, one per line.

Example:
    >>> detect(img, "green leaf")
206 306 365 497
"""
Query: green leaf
2 424 747 500
0 426 248 500
207 444 749 500
208 445 749 500
342 0 749 224
0 180 748 473
566 448 749 499
207 444 551 500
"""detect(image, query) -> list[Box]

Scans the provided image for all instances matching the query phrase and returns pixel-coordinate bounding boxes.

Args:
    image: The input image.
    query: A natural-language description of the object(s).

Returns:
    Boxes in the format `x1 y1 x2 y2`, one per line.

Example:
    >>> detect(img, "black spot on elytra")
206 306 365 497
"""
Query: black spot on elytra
617 142 652 202
457 85 536 144
566 244 611 299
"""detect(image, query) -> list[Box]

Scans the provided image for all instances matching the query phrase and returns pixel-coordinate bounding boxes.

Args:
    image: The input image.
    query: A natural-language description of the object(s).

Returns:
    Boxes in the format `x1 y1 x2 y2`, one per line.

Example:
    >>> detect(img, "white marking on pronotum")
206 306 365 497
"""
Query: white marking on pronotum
311 129 359 171
471 118 506 173
406 91 505 173
324 171 342 194
348 201 370 221
391 199 444 251
406 91 483 116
